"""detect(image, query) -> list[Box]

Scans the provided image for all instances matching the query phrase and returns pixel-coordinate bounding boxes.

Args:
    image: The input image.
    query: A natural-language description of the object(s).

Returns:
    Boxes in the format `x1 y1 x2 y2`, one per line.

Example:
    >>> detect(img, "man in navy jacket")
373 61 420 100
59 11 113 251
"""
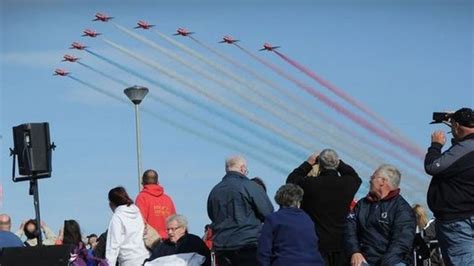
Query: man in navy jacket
0 214 23 248
208 155 274 266
425 107 474 265
345 164 415 266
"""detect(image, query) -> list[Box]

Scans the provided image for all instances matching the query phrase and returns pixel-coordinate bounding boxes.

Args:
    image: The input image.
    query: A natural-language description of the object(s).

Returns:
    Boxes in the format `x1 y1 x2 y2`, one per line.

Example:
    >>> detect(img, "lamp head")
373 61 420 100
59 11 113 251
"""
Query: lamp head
124 85 149 105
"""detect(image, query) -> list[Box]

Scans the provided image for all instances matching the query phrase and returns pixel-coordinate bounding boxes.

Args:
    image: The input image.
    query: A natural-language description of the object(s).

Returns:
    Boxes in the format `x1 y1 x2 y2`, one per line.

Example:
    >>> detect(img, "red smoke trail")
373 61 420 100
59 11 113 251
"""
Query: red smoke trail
66 75 291 174
188 37 423 173
189 37 423 173
274 50 422 153
235 44 424 159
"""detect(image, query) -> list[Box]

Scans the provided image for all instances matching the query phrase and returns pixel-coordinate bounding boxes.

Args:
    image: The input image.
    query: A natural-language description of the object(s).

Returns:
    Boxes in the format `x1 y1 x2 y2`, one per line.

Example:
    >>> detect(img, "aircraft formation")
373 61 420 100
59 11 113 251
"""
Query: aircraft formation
56 13 280 77
52 12 431 206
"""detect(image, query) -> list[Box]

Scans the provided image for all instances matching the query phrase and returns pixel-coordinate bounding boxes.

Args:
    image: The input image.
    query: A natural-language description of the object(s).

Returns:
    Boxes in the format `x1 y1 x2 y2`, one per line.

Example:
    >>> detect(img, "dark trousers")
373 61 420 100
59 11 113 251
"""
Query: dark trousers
321 250 347 266
215 246 258 266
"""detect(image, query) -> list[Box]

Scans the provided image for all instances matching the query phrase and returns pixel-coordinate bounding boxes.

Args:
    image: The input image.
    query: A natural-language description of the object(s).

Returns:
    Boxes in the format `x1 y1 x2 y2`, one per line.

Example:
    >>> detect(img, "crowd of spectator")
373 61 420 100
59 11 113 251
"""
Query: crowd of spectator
0 107 473 266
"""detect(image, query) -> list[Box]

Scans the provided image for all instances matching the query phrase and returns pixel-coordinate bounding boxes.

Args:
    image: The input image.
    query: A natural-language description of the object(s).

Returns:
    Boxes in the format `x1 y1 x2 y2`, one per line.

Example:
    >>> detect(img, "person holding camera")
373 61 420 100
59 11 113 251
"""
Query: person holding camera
425 107 474 266
286 149 362 266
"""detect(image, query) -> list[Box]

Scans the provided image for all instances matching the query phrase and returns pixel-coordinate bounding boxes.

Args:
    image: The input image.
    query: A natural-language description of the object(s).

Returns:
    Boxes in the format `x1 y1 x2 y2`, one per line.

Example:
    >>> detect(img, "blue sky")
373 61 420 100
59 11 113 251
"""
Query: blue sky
1 0 472 237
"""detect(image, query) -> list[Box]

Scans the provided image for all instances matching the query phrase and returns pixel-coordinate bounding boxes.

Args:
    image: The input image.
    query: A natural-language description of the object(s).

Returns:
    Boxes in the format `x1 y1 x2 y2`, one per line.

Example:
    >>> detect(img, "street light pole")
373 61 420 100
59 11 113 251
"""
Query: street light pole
134 103 142 190
124 85 149 192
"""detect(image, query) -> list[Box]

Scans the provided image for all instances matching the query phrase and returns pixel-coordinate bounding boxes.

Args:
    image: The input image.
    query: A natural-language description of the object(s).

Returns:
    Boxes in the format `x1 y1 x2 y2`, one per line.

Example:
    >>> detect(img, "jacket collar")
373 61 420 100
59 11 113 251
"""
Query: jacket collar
224 171 247 179
451 133 474 145
461 133 474 141
319 169 340 177
366 188 400 202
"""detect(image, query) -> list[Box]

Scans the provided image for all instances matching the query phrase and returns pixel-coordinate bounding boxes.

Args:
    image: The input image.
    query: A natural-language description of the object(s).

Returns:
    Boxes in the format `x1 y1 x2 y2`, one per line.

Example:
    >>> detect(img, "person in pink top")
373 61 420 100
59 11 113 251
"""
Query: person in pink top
136 169 176 240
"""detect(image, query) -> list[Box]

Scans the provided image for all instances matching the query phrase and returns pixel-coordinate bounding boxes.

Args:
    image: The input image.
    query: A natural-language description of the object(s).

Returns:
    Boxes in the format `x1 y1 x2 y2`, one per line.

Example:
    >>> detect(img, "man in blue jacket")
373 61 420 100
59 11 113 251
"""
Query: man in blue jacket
0 214 23 248
425 107 474 265
207 155 274 266
345 164 415 266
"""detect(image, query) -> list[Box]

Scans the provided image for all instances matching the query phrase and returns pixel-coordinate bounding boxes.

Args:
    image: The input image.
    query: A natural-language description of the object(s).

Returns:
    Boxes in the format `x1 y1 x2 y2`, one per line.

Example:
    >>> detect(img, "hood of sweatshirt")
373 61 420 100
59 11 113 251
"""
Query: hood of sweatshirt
114 204 142 220
142 184 165 197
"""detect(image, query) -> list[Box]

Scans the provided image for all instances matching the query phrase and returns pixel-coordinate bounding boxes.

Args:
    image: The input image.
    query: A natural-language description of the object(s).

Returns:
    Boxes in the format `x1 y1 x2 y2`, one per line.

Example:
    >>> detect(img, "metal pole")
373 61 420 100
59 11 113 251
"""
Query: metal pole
30 179 43 246
134 103 143 192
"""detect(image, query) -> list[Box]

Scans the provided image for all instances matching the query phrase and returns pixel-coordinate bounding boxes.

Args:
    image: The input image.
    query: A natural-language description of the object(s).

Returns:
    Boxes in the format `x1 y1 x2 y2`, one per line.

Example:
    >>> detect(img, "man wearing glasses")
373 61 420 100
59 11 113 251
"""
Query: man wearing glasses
207 155 274 266
345 164 416 266
146 214 211 266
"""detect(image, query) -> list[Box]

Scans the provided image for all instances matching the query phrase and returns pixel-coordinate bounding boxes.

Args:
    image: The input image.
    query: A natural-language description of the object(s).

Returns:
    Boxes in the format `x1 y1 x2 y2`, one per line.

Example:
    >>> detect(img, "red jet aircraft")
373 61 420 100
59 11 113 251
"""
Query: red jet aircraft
82 29 101 37
93 12 113 22
69 42 87 50
134 20 154 29
219 35 239 44
62 55 80 62
53 69 70 76
173 28 194 36
259 43 280 51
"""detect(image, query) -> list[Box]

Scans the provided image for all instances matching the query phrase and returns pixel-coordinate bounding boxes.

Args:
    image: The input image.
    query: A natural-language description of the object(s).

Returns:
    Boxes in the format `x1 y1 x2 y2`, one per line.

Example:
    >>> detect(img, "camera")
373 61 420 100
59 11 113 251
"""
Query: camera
431 112 452 124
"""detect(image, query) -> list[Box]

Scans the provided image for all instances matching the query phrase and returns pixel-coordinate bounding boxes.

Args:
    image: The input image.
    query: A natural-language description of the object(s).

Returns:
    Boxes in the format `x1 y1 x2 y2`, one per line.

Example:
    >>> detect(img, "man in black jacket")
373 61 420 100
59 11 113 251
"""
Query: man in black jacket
425 107 474 266
287 149 362 266
345 164 415 266
147 214 211 266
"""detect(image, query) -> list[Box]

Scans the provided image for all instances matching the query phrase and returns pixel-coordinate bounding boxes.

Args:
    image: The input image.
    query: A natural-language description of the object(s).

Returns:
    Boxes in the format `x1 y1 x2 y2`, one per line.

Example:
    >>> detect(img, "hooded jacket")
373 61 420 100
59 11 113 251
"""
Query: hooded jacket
136 184 176 239
106 204 149 266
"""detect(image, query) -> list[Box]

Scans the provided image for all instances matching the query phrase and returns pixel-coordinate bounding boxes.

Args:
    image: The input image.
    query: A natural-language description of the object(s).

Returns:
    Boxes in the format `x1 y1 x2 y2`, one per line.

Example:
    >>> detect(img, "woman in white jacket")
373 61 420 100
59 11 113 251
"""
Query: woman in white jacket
106 186 149 266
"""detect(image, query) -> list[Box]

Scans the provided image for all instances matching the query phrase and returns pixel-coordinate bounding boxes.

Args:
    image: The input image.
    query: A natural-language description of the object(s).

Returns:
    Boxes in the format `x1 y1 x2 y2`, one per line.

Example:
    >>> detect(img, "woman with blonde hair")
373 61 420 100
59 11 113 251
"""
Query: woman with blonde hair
412 204 429 233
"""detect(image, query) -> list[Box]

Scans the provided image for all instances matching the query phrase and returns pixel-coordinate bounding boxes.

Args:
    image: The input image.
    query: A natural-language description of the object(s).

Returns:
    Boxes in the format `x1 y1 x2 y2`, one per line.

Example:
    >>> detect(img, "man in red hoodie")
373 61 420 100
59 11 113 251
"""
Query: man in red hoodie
136 169 176 240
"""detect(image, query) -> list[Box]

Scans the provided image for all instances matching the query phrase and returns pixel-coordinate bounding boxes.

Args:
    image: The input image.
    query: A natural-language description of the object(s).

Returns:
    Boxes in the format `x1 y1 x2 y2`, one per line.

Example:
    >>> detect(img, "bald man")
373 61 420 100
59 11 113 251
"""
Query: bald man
208 155 274 266
0 214 23 248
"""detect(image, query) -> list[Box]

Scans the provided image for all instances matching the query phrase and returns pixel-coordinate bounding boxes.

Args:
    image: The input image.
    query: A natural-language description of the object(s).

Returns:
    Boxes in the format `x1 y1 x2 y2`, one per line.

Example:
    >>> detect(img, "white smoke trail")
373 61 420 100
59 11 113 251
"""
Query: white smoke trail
67 75 291 174
113 24 385 170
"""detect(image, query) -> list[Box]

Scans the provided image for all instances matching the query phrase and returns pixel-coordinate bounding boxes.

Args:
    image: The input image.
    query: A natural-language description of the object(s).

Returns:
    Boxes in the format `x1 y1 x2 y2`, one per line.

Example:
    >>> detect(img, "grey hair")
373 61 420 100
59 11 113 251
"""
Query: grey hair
275 184 304 208
375 164 401 189
166 214 188 229
319 149 340 170
225 155 246 172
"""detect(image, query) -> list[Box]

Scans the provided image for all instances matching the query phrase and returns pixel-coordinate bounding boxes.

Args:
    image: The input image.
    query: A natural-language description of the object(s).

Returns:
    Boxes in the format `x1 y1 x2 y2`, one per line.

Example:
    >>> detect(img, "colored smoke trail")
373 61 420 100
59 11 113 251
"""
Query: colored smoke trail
67 75 290 174
274 50 423 154
101 37 316 156
235 44 424 159
116 25 388 169
115 24 321 146
142 32 423 174
189 37 423 173
68 75 128 103
76 61 298 165
85 47 305 160
85 49 153 83
190 35 310 109
103 39 418 177
77 61 129 86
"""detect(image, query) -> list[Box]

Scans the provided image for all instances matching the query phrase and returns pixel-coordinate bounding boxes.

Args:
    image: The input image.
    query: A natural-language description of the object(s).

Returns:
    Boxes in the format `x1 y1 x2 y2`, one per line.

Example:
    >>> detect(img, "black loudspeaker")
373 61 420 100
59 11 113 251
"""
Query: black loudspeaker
12 122 52 177
0 245 72 266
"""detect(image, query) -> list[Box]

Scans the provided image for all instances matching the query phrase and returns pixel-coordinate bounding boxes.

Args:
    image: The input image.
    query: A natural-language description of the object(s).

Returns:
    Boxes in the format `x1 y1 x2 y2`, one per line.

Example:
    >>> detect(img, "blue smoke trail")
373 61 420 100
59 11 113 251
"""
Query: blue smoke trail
67 75 290 174
77 61 129 86
76 62 298 165
85 49 306 159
